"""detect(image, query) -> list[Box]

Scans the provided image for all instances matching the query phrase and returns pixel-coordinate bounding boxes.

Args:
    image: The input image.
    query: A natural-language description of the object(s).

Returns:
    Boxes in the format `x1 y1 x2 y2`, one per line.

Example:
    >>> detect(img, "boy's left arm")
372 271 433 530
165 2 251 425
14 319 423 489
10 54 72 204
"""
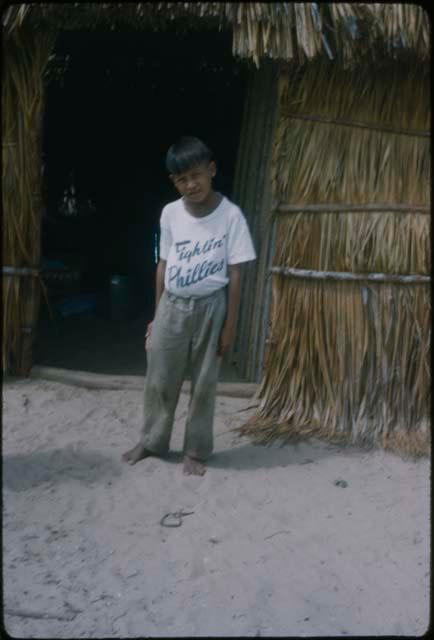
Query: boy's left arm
218 264 241 357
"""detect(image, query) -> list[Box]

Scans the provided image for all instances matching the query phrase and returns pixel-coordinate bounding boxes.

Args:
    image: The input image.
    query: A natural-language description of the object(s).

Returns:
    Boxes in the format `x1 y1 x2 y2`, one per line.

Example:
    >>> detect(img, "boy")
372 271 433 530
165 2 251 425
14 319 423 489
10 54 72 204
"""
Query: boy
122 136 256 476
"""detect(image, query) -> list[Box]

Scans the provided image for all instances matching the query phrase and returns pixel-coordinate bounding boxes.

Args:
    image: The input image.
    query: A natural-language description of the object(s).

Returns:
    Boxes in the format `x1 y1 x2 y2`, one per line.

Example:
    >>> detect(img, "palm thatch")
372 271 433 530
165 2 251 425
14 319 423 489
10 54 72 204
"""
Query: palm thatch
237 58 431 457
2 28 56 373
2 3 430 67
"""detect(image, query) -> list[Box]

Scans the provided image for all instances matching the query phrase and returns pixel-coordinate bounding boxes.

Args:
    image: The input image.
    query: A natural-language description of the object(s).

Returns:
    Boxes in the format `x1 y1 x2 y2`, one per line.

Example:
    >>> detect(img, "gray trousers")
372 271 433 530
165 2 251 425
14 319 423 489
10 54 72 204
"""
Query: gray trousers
140 287 227 460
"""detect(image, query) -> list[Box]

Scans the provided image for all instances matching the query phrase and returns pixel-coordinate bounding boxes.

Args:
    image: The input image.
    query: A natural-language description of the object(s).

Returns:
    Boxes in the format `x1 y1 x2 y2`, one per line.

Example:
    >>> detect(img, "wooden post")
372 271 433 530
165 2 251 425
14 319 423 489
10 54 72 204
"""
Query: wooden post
231 59 279 381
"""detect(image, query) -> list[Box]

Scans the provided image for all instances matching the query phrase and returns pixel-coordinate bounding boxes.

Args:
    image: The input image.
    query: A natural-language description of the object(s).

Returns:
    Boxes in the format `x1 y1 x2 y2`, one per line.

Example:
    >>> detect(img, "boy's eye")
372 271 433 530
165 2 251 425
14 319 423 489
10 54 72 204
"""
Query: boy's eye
174 168 205 185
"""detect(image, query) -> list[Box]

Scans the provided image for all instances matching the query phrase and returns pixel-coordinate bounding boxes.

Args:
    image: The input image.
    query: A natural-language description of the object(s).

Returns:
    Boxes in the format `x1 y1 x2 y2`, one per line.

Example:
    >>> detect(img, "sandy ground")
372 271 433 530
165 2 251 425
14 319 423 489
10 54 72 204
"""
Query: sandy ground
2 376 430 637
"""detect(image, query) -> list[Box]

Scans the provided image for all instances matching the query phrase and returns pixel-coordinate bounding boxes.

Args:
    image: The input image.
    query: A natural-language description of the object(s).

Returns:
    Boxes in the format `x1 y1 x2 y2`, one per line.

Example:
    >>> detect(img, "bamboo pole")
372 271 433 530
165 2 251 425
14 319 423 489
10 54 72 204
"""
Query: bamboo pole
275 203 430 214
2 266 41 276
270 266 431 284
282 110 431 138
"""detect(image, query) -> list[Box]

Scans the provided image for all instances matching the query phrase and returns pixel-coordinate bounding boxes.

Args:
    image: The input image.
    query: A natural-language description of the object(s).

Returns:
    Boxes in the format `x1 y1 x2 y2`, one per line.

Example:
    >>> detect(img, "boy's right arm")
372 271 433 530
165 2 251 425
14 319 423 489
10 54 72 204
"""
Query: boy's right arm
145 259 166 347
155 259 167 310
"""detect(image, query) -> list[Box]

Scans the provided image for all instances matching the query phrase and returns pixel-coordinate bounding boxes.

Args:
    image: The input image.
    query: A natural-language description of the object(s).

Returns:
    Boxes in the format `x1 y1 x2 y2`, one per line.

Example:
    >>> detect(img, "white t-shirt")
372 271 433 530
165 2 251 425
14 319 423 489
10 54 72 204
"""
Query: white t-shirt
159 195 256 297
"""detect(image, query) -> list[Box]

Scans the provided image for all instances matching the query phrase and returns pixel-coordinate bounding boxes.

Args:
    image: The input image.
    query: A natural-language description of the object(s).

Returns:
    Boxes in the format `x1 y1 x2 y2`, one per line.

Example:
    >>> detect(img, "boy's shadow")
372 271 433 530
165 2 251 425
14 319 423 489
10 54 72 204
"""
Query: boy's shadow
165 438 365 471
3 448 122 492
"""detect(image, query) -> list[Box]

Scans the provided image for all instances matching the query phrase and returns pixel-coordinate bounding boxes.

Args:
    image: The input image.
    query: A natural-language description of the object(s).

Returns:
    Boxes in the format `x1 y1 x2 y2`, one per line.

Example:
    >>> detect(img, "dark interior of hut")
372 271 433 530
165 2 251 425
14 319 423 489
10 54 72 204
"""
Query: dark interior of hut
35 26 247 377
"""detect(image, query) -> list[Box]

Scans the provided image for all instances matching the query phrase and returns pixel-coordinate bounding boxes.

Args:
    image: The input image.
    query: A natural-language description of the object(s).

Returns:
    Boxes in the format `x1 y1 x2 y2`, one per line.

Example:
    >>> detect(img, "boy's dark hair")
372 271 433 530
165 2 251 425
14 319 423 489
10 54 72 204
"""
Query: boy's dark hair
166 136 213 175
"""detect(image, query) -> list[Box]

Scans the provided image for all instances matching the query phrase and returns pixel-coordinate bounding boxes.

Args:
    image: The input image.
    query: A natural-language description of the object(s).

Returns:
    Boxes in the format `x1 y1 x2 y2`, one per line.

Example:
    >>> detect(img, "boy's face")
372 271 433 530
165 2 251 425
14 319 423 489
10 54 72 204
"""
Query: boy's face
170 161 216 205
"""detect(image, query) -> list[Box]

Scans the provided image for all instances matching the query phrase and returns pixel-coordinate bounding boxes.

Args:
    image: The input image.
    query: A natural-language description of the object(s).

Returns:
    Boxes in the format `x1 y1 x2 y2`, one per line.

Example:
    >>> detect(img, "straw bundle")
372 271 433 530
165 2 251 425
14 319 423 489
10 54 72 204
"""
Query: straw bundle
2 4 430 67
2 28 56 374
239 59 431 457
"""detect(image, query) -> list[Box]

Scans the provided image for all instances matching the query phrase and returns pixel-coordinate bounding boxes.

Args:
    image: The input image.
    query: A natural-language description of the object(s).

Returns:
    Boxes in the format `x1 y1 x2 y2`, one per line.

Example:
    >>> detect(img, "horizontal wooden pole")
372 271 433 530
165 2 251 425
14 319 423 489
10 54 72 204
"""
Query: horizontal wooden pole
270 266 431 284
274 203 430 214
30 366 259 399
2 266 40 276
282 110 431 138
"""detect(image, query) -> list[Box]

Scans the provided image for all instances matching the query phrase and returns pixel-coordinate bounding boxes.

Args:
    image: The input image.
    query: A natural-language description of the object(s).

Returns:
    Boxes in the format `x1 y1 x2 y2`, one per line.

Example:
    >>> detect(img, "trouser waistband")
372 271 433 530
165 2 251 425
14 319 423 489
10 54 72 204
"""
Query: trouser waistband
165 287 226 307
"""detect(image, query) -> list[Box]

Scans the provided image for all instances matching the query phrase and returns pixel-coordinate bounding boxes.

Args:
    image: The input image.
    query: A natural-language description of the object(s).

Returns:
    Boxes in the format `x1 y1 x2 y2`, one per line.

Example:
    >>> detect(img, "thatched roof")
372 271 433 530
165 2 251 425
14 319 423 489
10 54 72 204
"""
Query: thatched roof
2 3 430 67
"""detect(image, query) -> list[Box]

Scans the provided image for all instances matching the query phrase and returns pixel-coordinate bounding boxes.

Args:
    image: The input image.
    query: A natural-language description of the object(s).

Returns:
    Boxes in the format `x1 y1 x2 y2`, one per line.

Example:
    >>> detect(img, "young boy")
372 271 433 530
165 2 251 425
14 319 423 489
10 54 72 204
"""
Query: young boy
122 136 256 476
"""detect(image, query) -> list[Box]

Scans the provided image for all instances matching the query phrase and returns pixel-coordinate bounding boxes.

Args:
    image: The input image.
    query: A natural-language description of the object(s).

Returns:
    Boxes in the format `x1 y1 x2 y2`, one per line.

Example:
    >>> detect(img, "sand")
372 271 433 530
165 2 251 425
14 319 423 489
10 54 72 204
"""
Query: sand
2 376 430 637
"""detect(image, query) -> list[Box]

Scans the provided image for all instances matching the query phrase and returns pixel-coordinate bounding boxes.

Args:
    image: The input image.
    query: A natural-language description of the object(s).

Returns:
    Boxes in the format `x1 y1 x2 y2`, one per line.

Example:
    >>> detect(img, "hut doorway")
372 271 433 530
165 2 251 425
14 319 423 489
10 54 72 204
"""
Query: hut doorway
35 27 249 376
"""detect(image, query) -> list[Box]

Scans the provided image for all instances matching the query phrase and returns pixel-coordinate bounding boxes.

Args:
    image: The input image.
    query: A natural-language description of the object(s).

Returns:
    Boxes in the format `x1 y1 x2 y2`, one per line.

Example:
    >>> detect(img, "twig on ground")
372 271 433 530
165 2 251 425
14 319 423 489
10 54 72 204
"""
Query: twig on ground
233 403 261 413
112 611 127 630
264 530 291 541
5 608 77 622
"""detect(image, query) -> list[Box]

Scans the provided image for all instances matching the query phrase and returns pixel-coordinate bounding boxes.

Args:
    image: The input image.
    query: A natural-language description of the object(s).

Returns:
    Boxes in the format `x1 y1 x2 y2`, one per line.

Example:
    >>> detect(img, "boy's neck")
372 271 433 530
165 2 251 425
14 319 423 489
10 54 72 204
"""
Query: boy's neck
184 190 222 218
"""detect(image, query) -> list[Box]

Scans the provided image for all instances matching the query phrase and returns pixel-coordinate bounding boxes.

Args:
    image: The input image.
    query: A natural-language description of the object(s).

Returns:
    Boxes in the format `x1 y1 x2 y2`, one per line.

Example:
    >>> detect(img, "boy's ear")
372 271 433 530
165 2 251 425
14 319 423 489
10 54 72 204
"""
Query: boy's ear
209 161 217 177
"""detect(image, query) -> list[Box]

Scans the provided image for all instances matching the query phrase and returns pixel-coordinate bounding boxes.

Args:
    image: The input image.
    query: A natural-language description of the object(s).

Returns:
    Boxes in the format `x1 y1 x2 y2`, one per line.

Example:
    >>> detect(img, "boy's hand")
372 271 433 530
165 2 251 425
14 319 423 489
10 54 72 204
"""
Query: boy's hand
217 324 235 358
145 322 153 350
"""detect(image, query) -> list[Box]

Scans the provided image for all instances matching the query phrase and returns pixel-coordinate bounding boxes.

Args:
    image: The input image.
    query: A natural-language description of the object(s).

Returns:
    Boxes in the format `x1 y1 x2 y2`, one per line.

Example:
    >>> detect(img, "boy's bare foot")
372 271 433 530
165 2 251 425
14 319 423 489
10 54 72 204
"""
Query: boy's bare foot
183 455 207 476
122 444 154 465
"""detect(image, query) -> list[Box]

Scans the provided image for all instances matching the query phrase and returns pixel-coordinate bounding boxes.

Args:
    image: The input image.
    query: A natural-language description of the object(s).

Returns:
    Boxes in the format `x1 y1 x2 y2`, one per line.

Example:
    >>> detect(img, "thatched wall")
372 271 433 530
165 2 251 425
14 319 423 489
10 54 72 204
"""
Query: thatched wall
2 29 56 373
239 58 431 457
